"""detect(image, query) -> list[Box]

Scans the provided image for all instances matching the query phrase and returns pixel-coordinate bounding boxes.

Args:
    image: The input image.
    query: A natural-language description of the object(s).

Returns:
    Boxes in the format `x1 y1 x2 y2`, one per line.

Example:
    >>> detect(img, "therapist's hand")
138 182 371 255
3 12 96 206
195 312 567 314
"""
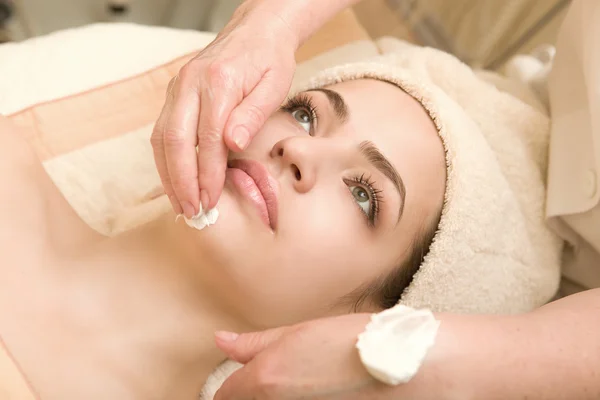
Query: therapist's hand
213 313 395 400
151 1 297 218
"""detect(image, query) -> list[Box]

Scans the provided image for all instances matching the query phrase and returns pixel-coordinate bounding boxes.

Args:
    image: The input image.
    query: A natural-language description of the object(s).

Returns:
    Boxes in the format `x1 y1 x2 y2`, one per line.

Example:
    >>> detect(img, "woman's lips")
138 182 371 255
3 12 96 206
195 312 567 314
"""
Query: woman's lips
226 159 279 230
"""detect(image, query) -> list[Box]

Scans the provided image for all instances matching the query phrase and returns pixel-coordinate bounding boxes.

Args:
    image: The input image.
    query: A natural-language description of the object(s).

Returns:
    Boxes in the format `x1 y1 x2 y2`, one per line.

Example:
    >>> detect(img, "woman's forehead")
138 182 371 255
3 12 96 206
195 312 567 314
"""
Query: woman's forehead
324 79 435 128
324 80 438 152
328 79 445 231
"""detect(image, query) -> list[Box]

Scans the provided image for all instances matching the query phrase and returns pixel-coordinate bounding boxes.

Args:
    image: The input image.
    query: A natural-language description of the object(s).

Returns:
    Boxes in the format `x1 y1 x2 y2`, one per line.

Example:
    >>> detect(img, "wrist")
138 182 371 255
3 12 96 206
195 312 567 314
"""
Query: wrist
228 0 301 50
356 306 441 386
411 313 528 400
238 0 360 49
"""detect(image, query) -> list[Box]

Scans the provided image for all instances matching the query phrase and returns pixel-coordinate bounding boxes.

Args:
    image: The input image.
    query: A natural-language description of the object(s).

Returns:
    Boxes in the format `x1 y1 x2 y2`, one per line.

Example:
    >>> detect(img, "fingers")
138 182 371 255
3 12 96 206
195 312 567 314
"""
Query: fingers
215 326 288 364
151 76 182 215
163 70 203 218
196 77 236 210
224 69 291 153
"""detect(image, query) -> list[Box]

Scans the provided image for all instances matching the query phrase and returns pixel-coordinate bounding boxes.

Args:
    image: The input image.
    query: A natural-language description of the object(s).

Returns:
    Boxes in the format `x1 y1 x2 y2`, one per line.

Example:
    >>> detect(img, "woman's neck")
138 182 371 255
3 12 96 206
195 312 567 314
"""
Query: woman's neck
53 214 246 398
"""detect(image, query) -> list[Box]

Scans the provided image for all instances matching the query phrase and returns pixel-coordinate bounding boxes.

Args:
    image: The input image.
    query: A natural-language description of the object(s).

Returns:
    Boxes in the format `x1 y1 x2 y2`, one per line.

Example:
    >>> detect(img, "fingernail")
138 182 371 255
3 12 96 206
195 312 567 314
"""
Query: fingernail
181 201 196 219
232 126 250 150
200 189 210 212
169 196 183 215
215 331 239 343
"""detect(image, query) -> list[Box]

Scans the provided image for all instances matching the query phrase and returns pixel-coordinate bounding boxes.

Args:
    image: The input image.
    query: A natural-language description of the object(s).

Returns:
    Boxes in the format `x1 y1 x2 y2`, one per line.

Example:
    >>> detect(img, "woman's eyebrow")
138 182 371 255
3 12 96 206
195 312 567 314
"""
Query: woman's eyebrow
359 140 406 223
305 88 405 222
306 88 349 123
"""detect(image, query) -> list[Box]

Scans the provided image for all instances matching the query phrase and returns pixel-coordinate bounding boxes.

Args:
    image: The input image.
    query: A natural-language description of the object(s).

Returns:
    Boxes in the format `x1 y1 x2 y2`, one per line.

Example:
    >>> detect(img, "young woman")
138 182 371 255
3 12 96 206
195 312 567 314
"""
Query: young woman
0 77 445 399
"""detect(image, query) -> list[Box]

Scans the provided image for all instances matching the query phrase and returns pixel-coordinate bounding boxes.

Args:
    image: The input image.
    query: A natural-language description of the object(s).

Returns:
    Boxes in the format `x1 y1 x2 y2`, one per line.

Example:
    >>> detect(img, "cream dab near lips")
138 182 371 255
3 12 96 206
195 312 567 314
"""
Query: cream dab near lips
178 206 219 230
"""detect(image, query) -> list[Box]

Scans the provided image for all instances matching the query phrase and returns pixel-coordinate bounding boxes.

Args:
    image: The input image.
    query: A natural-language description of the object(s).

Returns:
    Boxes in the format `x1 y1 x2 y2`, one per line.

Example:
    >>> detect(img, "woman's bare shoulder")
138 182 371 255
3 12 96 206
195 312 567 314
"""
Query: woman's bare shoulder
0 116 90 250
0 116 47 223
0 116 39 171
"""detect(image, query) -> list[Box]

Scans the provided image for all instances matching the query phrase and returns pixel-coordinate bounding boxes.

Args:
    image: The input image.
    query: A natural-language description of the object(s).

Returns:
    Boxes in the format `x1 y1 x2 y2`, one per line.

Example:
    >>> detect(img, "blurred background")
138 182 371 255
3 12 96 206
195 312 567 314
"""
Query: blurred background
0 0 570 71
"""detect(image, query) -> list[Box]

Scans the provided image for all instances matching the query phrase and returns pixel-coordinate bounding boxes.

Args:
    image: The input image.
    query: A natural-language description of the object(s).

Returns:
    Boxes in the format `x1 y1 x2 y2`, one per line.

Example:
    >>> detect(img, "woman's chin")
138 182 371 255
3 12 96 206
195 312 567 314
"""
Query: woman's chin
182 189 273 266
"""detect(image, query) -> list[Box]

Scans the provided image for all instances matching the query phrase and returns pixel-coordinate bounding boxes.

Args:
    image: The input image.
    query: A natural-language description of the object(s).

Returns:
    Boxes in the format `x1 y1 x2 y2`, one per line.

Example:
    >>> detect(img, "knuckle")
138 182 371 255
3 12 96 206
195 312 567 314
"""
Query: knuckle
207 61 224 80
170 178 192 191
196 128 222 149
178 63 196 83
243 333 265 353
163 127 187 146
166 76 178 95
207 61 234 87
243 104 267 129
150 128 164 148
170 173 198 193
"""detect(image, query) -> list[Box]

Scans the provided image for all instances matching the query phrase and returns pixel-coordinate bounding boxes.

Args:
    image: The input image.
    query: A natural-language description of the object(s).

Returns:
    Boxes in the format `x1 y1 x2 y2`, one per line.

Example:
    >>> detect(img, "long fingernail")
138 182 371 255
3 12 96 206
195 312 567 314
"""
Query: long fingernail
169 196 183 215
200 189 210 211
232 126 250 151
215 331 239 343
181 201 196 219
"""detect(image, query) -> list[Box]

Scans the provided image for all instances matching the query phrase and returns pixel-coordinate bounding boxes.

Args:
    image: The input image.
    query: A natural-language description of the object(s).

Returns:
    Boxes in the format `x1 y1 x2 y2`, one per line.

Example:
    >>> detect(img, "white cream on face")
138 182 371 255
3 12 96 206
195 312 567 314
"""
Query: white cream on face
177 205 219 230
356 305 440 385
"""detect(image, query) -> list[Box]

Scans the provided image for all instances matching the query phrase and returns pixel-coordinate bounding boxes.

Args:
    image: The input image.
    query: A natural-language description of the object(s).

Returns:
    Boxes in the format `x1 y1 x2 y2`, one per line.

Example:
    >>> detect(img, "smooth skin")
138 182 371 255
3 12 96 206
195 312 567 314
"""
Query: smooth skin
152 0 600 399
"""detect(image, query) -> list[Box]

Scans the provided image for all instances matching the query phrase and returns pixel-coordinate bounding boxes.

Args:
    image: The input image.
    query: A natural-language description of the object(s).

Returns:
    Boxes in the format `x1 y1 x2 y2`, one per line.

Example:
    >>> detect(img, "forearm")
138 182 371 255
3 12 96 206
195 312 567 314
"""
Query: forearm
239 0 363 48
389 289 600 399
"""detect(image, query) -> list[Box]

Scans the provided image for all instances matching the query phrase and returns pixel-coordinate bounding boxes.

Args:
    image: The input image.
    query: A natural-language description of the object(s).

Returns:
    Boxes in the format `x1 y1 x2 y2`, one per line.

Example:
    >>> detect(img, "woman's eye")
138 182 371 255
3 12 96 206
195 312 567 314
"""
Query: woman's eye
349 186 371 216
291 109 312 133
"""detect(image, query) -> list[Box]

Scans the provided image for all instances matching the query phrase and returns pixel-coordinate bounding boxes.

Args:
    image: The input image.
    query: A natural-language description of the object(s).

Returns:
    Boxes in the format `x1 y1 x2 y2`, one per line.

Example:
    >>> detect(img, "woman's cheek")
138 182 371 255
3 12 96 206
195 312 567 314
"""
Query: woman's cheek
290 202 356 251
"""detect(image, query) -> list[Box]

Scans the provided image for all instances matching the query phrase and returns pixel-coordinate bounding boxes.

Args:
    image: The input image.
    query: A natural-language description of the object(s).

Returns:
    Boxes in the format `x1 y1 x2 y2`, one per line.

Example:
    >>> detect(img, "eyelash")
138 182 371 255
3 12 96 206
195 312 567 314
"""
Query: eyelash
347 173 383 227
280 93 319 135
282 93 383 228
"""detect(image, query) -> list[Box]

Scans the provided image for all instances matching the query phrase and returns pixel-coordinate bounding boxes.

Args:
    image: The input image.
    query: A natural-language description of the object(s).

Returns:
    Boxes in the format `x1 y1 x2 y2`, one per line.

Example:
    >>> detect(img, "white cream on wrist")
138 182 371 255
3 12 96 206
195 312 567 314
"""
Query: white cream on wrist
356 305 440 385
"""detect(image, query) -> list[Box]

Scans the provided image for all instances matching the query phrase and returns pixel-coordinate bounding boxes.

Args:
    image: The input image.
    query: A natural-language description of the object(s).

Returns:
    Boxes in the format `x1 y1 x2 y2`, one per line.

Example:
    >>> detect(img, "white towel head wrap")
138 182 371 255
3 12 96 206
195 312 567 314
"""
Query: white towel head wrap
296 40 562 314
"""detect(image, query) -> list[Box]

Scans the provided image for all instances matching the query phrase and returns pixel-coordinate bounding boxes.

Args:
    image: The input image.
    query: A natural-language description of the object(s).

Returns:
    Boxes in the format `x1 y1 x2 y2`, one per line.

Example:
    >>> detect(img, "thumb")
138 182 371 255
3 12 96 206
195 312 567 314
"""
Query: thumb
214 326 289 364
224 68 292 152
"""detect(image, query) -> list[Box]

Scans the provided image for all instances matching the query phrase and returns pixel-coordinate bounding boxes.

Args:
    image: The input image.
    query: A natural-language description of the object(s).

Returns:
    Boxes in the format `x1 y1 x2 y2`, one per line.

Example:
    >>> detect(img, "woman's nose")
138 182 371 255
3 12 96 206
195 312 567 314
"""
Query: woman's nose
270 137 317 193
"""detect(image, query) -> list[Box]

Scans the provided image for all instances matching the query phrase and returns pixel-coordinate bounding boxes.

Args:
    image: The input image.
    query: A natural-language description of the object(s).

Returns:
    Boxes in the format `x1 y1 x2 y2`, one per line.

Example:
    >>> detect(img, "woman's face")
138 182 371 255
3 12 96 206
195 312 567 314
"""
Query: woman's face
188 79 446 328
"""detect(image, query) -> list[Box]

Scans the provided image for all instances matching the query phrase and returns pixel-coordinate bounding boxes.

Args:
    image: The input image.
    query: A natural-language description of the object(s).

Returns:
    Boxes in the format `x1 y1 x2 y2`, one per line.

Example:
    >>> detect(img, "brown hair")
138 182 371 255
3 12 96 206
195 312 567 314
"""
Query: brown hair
347 214 441 312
